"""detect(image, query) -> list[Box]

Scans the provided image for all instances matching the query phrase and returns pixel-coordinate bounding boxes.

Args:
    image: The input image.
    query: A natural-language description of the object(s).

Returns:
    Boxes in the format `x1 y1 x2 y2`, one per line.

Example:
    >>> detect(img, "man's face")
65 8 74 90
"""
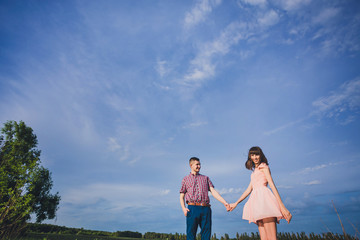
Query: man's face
190 160 201 173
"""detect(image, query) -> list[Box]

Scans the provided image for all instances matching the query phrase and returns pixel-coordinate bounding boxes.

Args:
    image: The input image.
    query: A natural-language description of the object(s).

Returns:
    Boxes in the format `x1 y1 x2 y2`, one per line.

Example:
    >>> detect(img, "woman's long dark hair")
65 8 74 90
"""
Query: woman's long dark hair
245 146 268 170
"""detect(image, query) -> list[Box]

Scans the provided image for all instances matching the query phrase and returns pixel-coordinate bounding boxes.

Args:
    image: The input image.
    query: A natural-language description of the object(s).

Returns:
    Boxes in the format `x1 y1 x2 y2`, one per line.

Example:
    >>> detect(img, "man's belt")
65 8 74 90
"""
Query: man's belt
187 202 211 207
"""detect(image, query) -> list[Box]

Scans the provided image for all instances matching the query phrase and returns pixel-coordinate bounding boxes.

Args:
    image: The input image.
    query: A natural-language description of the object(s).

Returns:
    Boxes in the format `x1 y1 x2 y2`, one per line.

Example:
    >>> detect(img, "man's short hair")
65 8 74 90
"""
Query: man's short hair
189 157 200 164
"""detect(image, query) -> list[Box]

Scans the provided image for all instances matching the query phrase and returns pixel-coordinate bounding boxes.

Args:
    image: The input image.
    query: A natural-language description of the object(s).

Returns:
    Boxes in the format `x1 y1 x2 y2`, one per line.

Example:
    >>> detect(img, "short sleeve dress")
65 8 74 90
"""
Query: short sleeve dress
242 163 284 224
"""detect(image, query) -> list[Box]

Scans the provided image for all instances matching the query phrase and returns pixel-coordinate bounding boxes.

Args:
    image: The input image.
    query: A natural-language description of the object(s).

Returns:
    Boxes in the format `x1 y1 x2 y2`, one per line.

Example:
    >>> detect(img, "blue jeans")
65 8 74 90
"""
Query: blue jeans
186 205 212 240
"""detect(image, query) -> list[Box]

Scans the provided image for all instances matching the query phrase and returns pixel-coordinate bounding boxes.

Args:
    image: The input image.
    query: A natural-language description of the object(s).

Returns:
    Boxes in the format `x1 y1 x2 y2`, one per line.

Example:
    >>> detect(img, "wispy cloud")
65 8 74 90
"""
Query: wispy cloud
155 59 170 78
217 187 243 195
265 77 360 135
294 161 344 175
296 164 328 175
258 9 279 27
312 7 340 25
182 121 208 129
275 0 312 11
241 0 267 7
183 0 222 30
264 117 308 136
181 21 250 92
304 180 321 185
180 6 282 95
107 137 130 162
160 189 171 195
312 78 360 120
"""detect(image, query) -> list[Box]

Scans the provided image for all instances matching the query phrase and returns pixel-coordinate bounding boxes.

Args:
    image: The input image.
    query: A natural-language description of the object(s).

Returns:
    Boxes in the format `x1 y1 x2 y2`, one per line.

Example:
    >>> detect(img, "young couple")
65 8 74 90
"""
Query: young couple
179 146 292 240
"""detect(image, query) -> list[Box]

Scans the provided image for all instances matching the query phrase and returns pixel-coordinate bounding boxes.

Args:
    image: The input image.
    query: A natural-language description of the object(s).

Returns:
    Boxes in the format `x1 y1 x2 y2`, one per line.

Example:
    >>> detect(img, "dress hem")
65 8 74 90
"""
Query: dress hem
243 215 283 224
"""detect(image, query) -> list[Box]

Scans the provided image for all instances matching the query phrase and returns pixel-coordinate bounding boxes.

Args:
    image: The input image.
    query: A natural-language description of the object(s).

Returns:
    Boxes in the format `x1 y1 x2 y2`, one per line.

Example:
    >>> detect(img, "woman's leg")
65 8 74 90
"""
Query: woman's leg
262 217 277 240
257 220 268 240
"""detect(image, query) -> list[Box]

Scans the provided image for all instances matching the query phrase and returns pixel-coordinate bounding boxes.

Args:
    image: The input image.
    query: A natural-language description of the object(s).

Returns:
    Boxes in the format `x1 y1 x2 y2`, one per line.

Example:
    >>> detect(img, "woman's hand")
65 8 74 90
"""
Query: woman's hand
229 203 238 212
280 206 292 223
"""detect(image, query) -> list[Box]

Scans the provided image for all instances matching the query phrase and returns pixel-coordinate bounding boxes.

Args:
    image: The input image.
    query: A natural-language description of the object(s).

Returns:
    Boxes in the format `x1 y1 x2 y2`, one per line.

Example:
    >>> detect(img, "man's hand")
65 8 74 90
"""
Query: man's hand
224 203 231 212
183 208 190 216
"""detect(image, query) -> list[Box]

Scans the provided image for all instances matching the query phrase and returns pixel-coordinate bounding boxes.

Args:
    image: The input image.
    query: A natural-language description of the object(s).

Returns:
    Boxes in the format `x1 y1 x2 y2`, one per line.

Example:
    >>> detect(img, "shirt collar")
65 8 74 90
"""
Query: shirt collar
190 172 200 176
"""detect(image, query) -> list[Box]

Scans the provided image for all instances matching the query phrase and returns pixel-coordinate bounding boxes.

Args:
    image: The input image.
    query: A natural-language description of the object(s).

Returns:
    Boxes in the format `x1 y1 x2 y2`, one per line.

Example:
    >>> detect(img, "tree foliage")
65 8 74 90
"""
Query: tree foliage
0 120 60 239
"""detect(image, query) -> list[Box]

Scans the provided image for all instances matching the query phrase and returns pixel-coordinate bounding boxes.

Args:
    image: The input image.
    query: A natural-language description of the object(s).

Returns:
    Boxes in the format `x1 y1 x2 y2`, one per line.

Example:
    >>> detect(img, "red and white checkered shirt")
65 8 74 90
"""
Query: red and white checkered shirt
180 173 214 205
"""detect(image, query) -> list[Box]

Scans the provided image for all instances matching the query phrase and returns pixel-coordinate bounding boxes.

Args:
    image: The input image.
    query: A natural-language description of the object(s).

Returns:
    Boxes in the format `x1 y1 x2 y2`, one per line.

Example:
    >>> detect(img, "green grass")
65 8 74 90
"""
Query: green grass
20 232 142 240
19 232 359 240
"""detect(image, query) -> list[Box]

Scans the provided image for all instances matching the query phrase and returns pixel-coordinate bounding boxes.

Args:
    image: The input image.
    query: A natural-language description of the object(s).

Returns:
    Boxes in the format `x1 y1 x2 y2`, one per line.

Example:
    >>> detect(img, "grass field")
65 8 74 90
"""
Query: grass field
21 232 142 240
19 232 359 240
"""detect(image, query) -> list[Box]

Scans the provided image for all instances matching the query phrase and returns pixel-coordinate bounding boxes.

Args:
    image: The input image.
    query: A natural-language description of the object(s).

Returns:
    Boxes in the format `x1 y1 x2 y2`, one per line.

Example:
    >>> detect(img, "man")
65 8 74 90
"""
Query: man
180 157 230 240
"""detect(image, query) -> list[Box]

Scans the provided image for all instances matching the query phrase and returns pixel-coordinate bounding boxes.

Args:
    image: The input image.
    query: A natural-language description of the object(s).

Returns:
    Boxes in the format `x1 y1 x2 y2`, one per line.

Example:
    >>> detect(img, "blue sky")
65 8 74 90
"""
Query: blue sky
1 0 360 237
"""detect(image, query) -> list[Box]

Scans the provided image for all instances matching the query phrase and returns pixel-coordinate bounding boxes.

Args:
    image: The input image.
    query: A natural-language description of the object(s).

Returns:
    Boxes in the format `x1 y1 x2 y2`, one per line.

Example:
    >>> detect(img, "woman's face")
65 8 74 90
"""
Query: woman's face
250 153 261 166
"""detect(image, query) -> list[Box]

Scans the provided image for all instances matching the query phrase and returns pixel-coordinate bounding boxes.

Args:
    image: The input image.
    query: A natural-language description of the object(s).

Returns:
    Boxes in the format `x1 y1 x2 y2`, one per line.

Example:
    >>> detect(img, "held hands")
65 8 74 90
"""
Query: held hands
224 202 238 212
228 203 238 212
224 202 231 212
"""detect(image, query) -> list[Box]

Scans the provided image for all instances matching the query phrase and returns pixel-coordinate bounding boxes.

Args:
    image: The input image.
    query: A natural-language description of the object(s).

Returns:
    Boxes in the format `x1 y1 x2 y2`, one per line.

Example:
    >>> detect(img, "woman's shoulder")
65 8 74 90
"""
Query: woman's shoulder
258 162 269 169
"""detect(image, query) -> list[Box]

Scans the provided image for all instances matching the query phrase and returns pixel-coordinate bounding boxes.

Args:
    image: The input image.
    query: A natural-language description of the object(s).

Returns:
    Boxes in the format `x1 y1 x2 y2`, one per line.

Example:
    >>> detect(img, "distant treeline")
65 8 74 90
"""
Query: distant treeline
25 223 142 238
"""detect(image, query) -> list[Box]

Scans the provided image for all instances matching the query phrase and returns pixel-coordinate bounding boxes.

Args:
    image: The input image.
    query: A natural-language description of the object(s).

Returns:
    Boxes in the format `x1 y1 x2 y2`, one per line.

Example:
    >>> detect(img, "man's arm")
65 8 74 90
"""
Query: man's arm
180 193 190 216
209 187 230 210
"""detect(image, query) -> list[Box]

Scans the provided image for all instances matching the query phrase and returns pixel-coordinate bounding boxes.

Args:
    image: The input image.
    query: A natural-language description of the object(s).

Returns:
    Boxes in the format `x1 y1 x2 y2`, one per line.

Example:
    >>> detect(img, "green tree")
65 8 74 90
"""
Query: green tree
0 120 60 239
211 233 217 240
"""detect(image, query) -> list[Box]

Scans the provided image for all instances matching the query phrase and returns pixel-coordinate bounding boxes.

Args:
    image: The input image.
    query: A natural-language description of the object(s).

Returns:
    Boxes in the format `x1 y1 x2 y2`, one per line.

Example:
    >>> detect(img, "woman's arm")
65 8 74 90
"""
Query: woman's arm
262 168 292 223
229 182 252 211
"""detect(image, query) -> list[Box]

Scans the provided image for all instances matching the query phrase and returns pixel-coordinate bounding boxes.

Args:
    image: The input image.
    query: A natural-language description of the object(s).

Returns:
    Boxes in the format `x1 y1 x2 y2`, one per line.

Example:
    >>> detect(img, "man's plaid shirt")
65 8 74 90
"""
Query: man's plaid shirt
180 173 214 205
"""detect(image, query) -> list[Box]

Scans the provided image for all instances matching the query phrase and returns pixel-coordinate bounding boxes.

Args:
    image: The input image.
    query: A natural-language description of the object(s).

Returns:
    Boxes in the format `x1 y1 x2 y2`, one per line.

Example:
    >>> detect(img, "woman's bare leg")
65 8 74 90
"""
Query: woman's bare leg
262 217 277 240
257 220 268 240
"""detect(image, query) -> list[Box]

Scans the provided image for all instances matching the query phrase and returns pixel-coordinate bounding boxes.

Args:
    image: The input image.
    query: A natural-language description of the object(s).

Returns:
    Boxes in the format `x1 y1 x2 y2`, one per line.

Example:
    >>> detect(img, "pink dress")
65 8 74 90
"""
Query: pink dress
242 163 284 224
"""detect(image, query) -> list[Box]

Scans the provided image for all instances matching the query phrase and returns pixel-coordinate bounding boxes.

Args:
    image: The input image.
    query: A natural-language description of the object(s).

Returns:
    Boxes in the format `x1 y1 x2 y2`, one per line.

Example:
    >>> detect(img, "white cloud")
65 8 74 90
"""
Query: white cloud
258 9 279 27
313 7 340 25
107 137 131 162
182 121 208 129
241 0 267 6
304 180 321 185
217 187 244 195
294 161 345 175
181 21 249 91
264 117 308 136
184 0 222 30
183 62 215 87
296 164 328 175
275 0 312 11
108 137 122 151
265 77 360 136
155 60 169 78
160 189 171 195
312 78 360 120
181 7 285 94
